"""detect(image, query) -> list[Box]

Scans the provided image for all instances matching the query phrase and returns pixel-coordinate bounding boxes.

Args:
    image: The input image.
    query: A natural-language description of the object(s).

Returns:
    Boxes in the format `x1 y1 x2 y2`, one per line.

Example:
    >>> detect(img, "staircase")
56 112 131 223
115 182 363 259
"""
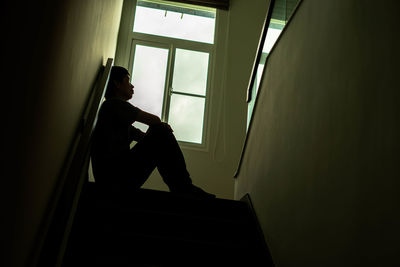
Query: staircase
62 182 273 266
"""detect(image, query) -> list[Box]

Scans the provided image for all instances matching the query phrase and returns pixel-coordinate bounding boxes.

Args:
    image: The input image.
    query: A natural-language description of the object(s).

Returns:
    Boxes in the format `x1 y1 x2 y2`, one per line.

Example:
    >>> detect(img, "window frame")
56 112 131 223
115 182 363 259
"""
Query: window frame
128 40 171 122
121 0 217 150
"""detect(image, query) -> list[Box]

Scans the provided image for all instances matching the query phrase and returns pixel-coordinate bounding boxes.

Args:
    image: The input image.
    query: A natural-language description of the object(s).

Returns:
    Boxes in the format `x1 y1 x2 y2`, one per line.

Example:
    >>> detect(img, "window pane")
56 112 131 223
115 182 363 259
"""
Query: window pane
263 26 283 54
133 1 215 44
168 94 205 144
172 49 209 96
130 44 169 132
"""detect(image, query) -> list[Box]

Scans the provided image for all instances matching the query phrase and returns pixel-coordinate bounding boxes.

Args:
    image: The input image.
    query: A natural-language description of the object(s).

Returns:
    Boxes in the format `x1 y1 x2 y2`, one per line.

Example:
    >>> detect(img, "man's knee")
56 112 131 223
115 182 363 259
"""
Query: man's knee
144 123 177 147
148 123 172 136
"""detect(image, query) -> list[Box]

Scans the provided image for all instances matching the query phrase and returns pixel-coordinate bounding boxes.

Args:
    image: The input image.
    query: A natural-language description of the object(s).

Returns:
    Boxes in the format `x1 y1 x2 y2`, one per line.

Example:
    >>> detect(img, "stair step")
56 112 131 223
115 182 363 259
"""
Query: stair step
63 182 270 266
66 230 264 266
83 183 251 222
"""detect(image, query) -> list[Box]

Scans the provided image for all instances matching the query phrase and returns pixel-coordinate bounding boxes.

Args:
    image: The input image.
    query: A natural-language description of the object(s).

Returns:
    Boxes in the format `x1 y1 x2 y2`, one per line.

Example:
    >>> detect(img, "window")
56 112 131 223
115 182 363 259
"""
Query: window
133 0 216 44
128 0 216 145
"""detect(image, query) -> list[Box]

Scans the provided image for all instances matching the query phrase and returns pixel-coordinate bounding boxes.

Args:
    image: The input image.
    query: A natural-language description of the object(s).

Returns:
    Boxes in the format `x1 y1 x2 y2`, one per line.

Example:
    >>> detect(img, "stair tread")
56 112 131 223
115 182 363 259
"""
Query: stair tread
63 182 271 266
79 183 252 223
67 232 265 265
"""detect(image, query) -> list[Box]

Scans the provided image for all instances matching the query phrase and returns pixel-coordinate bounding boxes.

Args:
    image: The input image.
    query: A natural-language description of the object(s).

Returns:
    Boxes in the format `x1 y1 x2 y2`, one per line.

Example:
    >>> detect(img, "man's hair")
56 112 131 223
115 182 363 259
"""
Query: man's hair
105 66 130 99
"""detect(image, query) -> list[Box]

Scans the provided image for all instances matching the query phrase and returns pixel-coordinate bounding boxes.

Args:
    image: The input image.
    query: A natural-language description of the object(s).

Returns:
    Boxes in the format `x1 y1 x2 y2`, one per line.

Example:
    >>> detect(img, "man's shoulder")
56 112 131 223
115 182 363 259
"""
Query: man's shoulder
101 98 141 119
102 98 137 109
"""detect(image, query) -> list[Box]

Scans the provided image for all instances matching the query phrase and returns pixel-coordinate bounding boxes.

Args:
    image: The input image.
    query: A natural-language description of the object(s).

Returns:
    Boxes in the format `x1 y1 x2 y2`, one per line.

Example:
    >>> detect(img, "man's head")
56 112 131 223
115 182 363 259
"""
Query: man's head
105 66 134 100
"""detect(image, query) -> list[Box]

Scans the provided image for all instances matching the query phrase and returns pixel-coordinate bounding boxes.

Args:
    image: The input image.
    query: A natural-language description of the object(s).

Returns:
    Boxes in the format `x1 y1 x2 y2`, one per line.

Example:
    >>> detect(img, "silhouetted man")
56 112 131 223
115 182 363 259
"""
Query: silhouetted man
91 66 215 199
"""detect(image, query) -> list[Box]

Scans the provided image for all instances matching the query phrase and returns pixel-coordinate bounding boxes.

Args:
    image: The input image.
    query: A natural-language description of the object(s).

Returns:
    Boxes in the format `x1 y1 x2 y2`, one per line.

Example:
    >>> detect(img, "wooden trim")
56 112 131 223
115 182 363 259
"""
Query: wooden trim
29 59 113 267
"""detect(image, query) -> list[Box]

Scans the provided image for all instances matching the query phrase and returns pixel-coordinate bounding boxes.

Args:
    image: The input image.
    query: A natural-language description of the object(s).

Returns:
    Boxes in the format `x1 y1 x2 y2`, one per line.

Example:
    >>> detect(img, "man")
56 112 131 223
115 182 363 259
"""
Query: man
91 66 215 199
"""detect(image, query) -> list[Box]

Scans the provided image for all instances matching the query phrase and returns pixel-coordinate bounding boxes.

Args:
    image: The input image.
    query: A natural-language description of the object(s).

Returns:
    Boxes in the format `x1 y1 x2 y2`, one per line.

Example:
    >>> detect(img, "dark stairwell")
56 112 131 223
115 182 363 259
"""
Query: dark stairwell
53 56 273 267
62 181 273 266
2 1 275 266
29 51 273 266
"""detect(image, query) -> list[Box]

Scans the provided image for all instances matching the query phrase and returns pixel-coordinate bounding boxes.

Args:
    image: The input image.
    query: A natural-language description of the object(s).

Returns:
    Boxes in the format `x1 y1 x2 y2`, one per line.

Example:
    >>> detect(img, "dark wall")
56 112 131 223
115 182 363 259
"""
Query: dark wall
1 1 122 266
235 0 400 266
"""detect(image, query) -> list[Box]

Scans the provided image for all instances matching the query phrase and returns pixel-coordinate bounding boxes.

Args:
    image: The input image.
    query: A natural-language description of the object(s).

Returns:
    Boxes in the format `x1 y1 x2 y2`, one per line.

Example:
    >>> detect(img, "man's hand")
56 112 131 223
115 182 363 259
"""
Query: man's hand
136 110 161 126
136 110 173 132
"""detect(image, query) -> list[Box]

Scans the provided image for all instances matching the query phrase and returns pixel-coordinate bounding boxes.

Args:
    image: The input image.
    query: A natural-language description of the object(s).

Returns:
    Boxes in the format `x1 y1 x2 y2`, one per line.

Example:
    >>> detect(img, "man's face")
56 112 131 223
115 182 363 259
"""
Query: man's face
116 75 134 100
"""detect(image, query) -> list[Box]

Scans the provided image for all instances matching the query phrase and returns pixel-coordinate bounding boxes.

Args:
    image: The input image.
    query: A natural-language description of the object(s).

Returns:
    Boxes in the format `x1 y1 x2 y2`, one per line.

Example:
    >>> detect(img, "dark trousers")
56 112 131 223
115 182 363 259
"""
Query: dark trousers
92 124 192 193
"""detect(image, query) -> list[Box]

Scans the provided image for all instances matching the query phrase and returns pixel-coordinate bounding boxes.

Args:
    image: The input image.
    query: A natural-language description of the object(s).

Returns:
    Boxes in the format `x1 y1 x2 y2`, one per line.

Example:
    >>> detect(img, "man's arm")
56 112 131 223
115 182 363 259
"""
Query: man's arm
136 110 161 126
136 110 173 132
129 126 146 142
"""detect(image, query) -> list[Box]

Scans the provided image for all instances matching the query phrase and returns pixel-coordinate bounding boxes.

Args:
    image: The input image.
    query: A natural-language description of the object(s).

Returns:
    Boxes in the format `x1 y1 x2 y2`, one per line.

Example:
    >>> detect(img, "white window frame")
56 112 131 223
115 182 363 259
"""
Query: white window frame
118 0 218 151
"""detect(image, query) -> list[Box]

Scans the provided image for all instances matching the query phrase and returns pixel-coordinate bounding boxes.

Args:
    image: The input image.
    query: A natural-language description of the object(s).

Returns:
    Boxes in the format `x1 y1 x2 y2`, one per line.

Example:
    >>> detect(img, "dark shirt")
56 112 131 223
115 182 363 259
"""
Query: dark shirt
92 98 145 160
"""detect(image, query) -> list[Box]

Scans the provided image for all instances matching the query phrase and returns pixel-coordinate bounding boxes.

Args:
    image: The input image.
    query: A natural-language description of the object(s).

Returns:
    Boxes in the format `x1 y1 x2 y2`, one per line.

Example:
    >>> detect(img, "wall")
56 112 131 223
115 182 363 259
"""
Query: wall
235 0 400 266
1 1 123 266
120 0 270 199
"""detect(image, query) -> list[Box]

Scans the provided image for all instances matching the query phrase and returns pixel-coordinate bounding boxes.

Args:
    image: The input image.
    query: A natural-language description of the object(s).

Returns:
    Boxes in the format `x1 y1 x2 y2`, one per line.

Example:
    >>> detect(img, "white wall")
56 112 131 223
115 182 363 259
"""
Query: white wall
235 0 400 265
123 0 271 199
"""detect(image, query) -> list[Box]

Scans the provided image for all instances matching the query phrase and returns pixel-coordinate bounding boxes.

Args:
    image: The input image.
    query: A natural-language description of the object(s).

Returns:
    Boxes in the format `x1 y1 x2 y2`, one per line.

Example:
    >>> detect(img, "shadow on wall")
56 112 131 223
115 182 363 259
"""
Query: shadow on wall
2 1 123 266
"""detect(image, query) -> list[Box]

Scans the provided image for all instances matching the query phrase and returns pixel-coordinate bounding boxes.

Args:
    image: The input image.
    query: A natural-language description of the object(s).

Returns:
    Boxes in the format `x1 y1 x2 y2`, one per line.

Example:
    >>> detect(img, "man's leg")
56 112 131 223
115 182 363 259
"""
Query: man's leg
130 123 192 192
129 123 215 198
124 148 158 189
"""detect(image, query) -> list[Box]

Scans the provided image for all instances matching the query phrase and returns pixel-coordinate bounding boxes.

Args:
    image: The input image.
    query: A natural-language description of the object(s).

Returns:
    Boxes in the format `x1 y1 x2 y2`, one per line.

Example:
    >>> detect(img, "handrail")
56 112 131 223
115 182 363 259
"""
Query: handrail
32 58 113 267
245 0 275 104
233 0 275 179
234 0 303 178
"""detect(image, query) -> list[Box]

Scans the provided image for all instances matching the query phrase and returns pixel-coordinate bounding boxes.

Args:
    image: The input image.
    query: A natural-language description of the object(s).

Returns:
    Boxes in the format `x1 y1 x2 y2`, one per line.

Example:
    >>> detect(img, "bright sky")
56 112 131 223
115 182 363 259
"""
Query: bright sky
134 6 215 44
